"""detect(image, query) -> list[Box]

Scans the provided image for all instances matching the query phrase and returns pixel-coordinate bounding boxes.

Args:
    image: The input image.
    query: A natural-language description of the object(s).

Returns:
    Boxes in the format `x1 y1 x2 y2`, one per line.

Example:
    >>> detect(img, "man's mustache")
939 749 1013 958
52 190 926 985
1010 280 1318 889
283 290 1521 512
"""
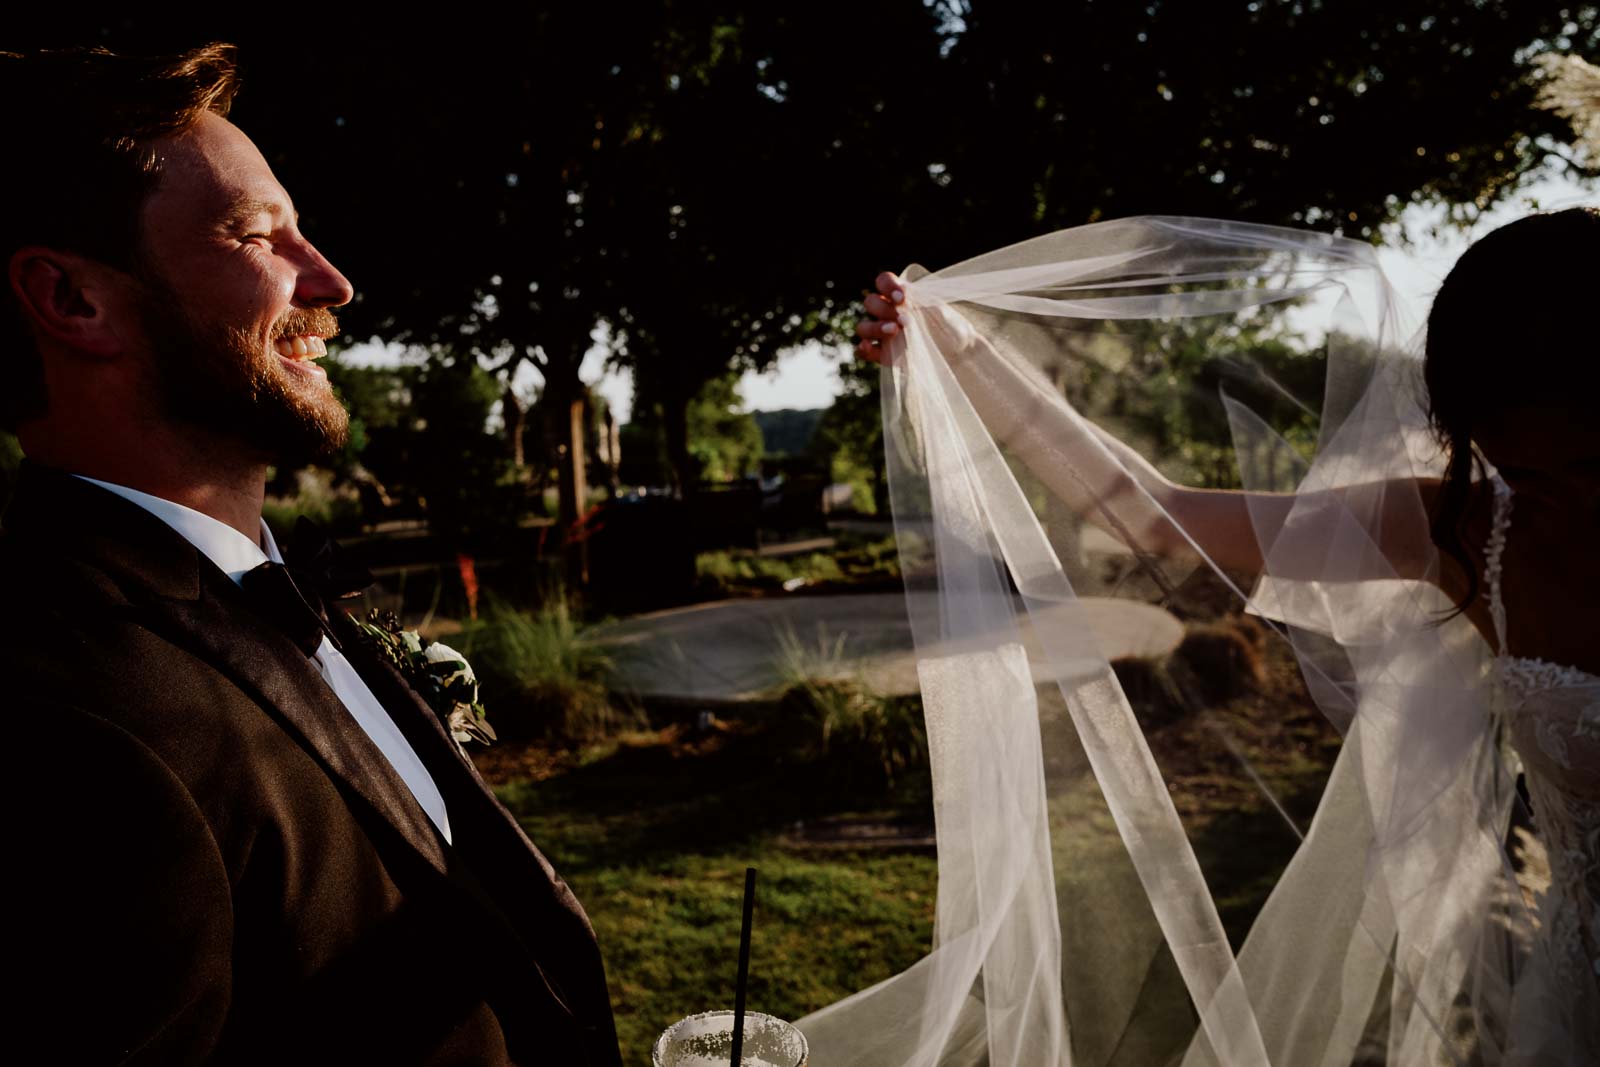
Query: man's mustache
274 308 340 341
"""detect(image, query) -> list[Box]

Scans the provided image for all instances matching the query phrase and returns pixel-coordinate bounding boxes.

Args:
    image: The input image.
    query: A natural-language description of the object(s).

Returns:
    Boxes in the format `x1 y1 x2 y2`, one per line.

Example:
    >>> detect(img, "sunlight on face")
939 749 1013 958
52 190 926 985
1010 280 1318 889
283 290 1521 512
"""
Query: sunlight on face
131 113 353 464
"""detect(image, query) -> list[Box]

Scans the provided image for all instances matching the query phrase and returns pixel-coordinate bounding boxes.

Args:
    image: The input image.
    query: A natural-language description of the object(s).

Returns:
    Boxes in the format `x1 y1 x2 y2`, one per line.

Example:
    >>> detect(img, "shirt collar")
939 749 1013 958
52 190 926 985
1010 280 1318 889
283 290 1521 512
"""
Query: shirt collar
71 475 284 585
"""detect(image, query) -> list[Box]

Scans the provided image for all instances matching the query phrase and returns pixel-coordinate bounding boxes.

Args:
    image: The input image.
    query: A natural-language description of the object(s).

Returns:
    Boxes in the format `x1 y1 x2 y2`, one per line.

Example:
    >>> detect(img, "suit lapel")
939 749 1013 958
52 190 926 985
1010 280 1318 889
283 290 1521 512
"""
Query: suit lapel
328 610 593 1024
328 609 587 927
154 578 453 879
5 464 608 1050
3 463 450 881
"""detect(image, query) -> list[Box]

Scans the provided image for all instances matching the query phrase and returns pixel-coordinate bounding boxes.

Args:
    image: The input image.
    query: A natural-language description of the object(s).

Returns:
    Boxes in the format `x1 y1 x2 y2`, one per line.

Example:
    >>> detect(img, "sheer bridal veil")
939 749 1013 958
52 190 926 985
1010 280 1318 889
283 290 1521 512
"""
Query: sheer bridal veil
796 217 1538 1066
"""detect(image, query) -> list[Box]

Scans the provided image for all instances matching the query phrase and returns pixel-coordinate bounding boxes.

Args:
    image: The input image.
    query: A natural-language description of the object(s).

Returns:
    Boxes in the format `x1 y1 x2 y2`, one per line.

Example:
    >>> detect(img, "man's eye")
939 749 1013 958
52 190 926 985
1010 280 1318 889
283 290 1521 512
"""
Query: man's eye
242 233 271 242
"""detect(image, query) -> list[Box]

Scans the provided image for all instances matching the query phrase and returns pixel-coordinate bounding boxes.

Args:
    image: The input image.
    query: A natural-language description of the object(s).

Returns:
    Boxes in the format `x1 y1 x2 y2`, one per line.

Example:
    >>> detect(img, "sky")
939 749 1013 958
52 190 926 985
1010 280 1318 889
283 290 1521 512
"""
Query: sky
340 172 1596 423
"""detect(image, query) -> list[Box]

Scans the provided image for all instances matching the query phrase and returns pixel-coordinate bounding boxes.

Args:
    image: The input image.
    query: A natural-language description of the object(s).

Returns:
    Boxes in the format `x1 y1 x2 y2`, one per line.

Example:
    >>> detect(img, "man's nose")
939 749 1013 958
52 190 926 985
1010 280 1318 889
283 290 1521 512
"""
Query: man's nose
294 241 355 308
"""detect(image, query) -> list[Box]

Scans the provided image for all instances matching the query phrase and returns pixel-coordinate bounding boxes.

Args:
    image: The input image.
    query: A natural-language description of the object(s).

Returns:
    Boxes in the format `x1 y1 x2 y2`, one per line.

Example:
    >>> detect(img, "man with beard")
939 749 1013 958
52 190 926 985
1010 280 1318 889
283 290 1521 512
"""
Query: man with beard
1 44 622 1065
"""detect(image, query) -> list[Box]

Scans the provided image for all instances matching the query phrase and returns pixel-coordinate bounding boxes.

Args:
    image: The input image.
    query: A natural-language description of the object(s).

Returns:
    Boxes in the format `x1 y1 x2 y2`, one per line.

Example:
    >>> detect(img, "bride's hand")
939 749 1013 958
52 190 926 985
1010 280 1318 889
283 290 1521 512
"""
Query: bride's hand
855 271 907 365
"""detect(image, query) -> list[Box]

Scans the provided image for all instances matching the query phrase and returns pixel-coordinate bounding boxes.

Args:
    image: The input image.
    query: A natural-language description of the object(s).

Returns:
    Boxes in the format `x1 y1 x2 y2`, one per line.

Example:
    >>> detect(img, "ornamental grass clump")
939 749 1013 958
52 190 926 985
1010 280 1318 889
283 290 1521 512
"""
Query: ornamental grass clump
456 594 631 742
772 624 928 795
1170 614 1267 705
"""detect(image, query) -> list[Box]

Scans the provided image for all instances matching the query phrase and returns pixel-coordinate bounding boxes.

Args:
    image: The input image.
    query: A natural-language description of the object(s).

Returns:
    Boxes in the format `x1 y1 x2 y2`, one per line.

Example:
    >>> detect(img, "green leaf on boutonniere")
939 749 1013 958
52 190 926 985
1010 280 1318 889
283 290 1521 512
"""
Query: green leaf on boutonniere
354 609 495 747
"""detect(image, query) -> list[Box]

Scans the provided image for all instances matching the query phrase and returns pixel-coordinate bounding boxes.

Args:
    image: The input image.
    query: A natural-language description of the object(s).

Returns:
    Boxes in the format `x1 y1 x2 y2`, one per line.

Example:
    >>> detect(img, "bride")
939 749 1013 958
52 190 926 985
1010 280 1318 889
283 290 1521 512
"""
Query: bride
810 207 1597 1065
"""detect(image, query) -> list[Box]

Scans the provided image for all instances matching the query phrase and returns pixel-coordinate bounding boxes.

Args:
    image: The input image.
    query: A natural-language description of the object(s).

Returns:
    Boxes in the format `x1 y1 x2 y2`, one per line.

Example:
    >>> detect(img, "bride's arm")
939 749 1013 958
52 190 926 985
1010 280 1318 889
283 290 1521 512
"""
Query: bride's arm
859 272 1442 584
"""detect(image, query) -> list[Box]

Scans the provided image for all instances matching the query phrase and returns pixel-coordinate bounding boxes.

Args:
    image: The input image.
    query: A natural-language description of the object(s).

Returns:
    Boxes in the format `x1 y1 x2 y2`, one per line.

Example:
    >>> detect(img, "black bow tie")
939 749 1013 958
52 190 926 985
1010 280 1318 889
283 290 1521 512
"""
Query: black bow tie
241 517 373 657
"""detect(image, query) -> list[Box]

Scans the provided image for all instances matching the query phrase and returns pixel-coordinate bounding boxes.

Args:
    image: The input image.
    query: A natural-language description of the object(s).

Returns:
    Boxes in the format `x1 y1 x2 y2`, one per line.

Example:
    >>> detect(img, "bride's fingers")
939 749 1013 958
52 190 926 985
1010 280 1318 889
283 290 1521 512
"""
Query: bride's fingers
864 292 902 322
857 338 900 366
875 271 905 302
876 341 908 366
856 318 899 342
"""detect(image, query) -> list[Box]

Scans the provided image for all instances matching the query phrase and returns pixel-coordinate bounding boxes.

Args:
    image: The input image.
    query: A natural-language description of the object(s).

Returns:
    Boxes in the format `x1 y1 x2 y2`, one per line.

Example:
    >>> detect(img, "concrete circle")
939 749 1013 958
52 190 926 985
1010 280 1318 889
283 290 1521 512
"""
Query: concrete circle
592 592 1182 704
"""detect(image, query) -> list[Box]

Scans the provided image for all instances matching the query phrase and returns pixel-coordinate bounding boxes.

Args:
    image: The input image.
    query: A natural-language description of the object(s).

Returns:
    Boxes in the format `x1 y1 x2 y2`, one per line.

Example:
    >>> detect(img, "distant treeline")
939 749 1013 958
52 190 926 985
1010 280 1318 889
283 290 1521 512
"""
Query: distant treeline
755 409 825 458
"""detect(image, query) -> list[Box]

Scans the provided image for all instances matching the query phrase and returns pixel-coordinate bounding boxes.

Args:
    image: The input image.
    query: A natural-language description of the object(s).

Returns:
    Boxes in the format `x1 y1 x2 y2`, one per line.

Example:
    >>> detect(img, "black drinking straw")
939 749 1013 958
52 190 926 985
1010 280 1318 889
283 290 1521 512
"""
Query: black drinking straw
730 866 757 1067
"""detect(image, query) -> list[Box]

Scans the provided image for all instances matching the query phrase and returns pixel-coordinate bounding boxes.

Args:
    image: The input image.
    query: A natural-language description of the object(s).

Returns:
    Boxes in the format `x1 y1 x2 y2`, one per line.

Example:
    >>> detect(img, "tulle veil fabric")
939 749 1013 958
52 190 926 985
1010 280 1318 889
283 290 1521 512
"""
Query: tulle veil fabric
795 218 1540 1065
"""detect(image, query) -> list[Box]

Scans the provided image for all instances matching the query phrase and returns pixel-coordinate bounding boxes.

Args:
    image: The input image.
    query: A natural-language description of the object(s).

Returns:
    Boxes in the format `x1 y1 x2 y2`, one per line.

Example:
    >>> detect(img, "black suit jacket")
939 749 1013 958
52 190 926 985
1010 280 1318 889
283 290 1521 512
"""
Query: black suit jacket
4 462 622 1065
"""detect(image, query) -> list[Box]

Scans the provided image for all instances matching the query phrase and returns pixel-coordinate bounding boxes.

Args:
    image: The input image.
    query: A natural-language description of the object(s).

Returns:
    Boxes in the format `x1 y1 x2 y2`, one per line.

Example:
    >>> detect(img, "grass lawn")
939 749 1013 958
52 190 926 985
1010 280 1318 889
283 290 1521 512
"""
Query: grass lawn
472 628 1339 1064
477 720 937 1062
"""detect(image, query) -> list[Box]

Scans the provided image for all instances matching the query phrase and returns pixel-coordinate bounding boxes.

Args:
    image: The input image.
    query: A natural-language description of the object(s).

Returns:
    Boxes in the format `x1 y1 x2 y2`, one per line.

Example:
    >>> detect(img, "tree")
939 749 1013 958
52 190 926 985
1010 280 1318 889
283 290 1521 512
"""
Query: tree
754 408 825 457
5 5 1592 549
322 351 525 547
619 370 763 487
930 1 1595 254
685 373 764 483
812 358 889 516
604 2 953 495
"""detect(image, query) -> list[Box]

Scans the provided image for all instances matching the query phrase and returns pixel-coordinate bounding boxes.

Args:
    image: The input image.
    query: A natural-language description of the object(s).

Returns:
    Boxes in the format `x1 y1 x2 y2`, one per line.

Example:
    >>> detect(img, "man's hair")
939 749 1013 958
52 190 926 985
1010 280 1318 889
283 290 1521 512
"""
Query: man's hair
0 42 241 430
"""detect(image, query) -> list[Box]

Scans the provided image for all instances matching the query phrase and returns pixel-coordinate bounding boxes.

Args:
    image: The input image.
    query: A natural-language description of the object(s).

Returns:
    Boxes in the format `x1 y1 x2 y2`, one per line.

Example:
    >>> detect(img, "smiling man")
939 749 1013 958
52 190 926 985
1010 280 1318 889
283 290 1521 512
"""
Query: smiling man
2 44 621 1065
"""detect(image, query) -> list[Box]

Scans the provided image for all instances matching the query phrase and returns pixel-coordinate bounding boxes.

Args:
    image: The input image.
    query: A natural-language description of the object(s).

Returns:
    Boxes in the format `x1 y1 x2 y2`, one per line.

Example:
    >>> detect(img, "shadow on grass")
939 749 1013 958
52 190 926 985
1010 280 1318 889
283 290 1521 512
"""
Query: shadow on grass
486 718 938 1063
485 633 1341 1064
492 716 933 873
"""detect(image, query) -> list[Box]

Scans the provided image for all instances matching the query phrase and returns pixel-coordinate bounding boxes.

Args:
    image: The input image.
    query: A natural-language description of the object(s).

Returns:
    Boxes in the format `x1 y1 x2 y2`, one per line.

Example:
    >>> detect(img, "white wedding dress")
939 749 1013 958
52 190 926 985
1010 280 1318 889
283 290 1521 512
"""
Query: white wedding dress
1486 479 1600 1062
797 217 1600 1065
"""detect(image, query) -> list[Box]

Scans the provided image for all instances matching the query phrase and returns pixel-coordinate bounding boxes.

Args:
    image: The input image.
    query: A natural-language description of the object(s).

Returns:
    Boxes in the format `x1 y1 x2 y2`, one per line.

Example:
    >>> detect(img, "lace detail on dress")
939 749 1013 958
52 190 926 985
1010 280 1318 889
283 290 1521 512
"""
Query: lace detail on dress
1484 477 1600 1032
1500 655 1600 702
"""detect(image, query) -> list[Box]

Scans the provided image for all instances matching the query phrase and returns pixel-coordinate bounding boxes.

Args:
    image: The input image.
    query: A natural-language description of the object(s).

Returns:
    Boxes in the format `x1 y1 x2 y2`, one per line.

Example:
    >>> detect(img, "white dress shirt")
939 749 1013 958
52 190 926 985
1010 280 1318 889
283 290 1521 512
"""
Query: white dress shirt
74 475 453 845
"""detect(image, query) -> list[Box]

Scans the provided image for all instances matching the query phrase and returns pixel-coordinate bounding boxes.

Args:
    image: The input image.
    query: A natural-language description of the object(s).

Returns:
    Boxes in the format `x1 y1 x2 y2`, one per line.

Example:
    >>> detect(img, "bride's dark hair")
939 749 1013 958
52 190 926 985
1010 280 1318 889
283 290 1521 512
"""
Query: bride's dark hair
1423 205 1599 611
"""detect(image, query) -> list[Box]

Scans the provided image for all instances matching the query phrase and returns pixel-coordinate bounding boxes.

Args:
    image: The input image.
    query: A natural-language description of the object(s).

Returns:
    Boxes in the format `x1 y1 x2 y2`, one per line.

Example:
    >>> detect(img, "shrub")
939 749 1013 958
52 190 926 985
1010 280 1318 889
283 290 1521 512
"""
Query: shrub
262 467 363 534
696 549 844 593
455 594 636 742
1171 615 1266 704
772 626 929 794
1109 656 1189 726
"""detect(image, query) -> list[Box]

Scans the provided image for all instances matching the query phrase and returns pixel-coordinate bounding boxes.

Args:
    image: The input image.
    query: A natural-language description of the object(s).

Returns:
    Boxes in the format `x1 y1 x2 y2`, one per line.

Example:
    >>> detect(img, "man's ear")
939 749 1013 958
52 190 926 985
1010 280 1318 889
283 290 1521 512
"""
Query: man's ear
8 247 133 358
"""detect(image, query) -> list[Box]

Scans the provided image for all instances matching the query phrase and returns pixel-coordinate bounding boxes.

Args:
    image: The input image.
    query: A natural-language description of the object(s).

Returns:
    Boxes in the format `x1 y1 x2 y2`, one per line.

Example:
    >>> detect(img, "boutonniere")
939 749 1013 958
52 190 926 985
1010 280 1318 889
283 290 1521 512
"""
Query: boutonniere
354 610 497 748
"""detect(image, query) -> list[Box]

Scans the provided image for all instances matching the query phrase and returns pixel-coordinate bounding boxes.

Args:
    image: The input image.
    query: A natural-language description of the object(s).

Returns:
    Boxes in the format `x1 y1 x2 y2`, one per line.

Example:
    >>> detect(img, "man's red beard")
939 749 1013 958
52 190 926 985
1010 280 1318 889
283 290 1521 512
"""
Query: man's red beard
132 274 350 468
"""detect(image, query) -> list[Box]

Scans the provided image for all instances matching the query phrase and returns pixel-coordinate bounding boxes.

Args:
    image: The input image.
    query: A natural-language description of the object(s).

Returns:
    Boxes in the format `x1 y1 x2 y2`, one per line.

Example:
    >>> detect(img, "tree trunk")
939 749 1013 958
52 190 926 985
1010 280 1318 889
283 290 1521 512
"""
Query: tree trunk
548 371 590 588
595 407 622 499
502 384 527 467
663 388 694 500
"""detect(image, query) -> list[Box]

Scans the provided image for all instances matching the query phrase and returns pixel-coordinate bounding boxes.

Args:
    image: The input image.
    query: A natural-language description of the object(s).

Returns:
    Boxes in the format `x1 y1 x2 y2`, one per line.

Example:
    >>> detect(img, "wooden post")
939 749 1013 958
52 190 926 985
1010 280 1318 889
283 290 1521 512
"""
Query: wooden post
556 391 590 588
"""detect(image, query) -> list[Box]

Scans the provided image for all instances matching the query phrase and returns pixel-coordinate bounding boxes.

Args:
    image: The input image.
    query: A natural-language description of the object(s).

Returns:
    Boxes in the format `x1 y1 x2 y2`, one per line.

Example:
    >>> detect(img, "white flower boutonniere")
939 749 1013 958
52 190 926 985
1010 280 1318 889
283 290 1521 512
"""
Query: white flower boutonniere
354 610 497 749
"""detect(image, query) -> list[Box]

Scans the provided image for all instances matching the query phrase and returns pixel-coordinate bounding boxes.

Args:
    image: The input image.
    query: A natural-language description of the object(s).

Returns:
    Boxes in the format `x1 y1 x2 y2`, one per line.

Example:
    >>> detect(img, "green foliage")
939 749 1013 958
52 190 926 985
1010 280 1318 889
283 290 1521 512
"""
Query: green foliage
615 420 670 488
753 408 823 457
938 4 1594 247
0 429 21 512
324 356 416 434
261 467 363 535
582 849 934 1060
1171 616 1268 706
409 353 530 544
353 610 496 747
14 5 1584 542
811 358 886 514
13 5 1587 539
501 751 936 1062
456 595 635 742
697 548 843 590
687 374 764 483
482 630 1344 1060
323 350 549 538
321 353 414 474
695 533 900 597
623 371 765 487
1063 315 1326 491
773 626 929 795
